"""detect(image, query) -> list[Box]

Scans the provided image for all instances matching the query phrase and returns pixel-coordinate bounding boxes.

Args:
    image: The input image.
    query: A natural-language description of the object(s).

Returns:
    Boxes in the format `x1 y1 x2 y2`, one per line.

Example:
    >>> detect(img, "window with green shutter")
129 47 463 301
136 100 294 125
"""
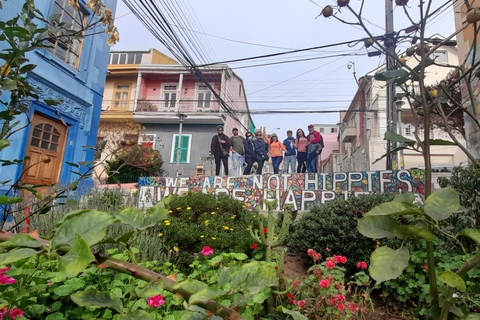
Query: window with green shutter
170 134 191 163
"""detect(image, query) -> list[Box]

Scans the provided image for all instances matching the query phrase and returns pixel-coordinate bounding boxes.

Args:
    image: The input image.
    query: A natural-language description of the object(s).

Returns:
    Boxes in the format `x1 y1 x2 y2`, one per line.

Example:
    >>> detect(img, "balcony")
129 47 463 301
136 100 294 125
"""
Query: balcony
341 126 357 142
134 99 224 124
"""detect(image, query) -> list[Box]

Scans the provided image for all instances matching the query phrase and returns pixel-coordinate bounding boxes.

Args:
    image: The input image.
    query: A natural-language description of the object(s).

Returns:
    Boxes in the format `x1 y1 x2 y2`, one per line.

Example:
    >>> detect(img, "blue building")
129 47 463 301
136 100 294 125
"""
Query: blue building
0 0 117 197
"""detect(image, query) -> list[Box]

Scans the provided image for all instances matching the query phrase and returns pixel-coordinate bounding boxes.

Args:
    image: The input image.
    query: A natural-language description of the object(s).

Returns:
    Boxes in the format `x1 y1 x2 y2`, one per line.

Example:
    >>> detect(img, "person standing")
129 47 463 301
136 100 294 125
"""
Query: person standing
229 127 245 176
283 130 296 174
253 129 268 174
295 128 308 173
243 131 255 175
264 130 286 174
210 125 231 176
306 124 323 173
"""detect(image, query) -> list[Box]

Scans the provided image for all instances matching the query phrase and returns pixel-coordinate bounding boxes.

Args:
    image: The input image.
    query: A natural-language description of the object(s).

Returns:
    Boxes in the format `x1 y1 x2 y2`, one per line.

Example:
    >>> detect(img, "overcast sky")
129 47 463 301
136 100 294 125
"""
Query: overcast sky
112 0 456 137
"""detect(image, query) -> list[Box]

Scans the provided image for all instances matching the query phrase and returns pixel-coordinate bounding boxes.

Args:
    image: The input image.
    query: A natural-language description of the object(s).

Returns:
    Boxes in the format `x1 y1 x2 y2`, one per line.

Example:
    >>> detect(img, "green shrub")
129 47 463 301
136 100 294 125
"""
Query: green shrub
156 192 263 271
287 193 395 276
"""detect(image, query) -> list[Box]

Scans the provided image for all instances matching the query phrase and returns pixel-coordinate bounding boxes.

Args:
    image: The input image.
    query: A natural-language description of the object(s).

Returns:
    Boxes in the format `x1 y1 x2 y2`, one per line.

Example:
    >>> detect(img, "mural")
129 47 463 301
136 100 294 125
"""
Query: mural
138 169 425 211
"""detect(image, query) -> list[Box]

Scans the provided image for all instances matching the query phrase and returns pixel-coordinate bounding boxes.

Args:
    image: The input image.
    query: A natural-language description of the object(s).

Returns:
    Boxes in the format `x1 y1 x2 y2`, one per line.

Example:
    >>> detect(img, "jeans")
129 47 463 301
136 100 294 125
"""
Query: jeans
297 152 307 173
271 156 283 174
231 152 245 176
307 154 317 173
284 155 296 173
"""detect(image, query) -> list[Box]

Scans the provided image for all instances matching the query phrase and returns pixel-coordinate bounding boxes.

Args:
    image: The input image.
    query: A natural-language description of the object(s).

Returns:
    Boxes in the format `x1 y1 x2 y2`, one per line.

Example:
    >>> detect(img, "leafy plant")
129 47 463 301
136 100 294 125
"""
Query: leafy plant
287 193 395 277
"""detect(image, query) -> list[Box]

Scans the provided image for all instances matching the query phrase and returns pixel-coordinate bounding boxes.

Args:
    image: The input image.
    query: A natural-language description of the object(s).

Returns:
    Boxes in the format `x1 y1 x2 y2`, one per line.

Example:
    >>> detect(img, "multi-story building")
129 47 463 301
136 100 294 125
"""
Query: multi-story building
338 41 468 172
97 49 252 180
0 0 117 195
454 1 480 159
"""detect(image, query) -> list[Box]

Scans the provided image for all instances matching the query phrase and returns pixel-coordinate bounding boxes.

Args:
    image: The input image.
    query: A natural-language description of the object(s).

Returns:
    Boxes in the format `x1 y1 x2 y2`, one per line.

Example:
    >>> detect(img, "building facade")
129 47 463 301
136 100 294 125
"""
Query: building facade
97 49 252 180
0 0 117 195
338 42 468 172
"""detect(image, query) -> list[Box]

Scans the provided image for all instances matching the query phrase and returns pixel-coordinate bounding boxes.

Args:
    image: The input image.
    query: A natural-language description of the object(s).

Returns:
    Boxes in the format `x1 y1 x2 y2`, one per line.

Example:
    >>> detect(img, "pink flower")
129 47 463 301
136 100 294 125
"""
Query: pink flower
340 256 347 264
336 294 346 301
0 306 8 318
200 246 214 256
334 255 347 264
326 260 335 269
147 295 165 308
357 261 368 269
0 268 10 274
329 296 337 305
337 303 345 311
307 249 322 262
9 308 24 319
296 300 306 309
349 303 359 312
0 274 16 285
319 279 330 288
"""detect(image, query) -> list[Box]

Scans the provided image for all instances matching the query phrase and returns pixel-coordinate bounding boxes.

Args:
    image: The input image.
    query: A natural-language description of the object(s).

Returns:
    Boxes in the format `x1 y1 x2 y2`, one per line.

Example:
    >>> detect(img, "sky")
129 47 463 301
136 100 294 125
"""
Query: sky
111 0 456 137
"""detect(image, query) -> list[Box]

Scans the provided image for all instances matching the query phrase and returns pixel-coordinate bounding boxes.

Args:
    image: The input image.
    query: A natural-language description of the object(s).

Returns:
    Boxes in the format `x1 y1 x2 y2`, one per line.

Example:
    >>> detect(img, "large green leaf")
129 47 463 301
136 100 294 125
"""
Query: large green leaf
52 210 114 248
374 69 410 82
58 234 95 277
189 288 225 305
393 225 436 241
424 187 461 221
118 204 168 230
438 271 466 292
121 311 155 320
0 248 39 265
244 262 279 293
71 289 123 313
0 233 43 248
136 281 164 298
392 192 416 204
365 201 422 216
357 216 397 239
369 246 409 284
280 307 308 320
466 313 480 320
0 139 10 152
458 229 480 245
429 139 457 146
174 279 208 295
0 195 23 205
384 130 416 146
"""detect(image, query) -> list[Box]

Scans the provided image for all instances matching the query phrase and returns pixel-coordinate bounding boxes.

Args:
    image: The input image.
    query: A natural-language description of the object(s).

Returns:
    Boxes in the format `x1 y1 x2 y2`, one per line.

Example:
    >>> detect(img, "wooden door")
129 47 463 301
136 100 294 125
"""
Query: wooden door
22 114 68 187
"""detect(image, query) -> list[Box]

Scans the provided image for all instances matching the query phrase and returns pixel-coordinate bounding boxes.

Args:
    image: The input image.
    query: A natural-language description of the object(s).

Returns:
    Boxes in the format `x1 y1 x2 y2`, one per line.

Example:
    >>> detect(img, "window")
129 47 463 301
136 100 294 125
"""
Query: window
46 0 86 68
139 134 156 149
405 125 412 136
430 51 448 64
170 134 191 163
163 85 177 109
110 52 143 64
31 123 61 152
113 84 131 109
331 128 337 133
197 84 212 109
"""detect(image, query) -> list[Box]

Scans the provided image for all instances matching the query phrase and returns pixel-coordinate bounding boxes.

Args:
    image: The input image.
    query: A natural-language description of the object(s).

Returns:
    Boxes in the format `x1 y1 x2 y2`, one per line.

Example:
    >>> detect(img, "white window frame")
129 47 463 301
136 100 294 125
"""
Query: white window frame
170 133 192 163
196 84 212 109
139 133 156 149
404 124 412 136
161 84 178 109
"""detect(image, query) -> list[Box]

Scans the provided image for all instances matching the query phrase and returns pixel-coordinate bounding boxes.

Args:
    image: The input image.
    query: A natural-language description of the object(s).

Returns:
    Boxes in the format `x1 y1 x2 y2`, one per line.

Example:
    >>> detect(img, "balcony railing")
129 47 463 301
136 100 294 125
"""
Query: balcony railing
136 99 220 113
101 100 136 112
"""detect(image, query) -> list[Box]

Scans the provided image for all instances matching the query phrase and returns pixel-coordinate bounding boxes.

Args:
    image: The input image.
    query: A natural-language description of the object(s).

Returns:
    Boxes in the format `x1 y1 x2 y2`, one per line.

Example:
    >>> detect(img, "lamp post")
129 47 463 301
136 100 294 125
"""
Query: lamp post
337 122 343 172
395 98 405 170
175 113 187 177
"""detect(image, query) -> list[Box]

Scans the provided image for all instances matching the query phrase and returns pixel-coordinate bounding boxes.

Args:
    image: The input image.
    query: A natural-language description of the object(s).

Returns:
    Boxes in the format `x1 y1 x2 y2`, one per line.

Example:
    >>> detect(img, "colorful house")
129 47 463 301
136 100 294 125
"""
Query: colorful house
97 49 252 180
0 0 117 196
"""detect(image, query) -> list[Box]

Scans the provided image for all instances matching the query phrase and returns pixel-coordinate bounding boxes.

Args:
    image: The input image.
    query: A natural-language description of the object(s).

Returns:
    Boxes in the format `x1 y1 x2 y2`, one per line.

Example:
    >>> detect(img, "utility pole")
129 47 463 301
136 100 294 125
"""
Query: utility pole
385 0 397 170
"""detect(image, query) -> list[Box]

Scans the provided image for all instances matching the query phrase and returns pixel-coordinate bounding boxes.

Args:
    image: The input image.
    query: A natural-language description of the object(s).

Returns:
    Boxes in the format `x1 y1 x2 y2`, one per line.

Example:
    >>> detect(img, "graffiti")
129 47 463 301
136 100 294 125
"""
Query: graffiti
138 169 425 210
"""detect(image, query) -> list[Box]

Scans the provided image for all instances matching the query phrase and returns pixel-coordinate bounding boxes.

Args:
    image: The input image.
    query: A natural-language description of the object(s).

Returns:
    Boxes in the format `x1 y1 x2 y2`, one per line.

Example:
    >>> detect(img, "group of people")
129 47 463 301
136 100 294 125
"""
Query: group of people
210 124 324 176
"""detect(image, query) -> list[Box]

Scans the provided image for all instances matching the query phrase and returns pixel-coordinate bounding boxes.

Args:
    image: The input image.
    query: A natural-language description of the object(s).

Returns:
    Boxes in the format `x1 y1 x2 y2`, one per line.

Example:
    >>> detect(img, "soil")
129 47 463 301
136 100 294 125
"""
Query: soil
282 253 410 320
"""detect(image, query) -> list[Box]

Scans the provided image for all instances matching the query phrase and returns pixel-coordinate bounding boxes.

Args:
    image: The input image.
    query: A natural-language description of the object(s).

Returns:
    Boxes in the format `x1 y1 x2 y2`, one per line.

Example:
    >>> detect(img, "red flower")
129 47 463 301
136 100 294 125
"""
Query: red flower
356 261 368 269
362 307 370 315
285 292 294 303
262 227 268 234
326 260 335 269
296 300 306 309
329 296 337 305
337 303 346 311
334 255 347 264
9 308 25 319
319 279 330 288
147 295 165 308
336 294 346 301
307 248 322 262
200 246 214 256
349 303 359 312
251 243 258 250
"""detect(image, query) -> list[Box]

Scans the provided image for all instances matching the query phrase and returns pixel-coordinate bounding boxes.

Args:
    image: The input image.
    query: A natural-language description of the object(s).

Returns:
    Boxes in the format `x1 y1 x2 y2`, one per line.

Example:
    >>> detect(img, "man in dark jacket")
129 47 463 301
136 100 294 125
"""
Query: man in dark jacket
243 131 255 175
283 130 296 174
210 125 231 176
253 129 269 174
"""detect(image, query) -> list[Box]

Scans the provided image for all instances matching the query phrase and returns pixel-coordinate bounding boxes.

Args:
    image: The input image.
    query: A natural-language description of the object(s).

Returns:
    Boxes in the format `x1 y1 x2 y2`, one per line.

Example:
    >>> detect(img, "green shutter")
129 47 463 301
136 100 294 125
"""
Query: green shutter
173 135 190 163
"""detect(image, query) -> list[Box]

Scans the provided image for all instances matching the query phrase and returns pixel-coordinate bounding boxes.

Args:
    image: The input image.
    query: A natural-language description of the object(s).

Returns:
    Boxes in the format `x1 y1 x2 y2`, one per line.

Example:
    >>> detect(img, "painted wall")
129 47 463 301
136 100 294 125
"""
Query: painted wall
137 169 426 211
0 0 116 194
